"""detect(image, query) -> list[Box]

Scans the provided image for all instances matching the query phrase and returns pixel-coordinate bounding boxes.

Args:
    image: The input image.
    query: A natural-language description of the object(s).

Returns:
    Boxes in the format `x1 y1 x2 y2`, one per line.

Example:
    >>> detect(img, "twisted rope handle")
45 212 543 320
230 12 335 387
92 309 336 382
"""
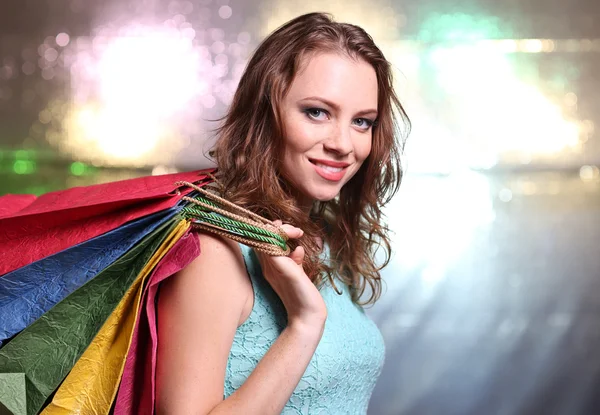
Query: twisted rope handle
181 206 288 249
176 178 291 256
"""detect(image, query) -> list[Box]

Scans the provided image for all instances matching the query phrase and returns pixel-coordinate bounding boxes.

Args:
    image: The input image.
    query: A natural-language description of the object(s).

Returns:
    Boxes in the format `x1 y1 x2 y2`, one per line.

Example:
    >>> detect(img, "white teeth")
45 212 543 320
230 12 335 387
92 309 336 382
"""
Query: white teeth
315 163 343 173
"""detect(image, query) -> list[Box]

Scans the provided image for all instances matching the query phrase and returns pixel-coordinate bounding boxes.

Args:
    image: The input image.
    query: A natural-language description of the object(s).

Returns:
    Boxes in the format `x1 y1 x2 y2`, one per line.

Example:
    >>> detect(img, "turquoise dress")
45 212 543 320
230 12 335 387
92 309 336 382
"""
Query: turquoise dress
224 243 386 414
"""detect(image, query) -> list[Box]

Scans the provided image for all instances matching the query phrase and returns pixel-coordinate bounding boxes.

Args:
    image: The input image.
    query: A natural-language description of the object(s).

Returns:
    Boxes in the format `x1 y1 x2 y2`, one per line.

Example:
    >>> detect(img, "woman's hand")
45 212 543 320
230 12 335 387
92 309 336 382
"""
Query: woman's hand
255 220 327 330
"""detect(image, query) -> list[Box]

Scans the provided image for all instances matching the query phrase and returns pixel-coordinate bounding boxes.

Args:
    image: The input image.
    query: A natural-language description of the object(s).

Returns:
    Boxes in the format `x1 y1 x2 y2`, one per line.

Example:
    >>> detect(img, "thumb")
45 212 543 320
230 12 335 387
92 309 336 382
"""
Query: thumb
289 245 305 266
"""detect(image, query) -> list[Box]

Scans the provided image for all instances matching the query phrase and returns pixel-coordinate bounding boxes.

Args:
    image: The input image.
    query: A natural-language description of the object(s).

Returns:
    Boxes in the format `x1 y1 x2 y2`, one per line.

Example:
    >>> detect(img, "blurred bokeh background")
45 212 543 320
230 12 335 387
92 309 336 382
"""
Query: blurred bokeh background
1 0 599 413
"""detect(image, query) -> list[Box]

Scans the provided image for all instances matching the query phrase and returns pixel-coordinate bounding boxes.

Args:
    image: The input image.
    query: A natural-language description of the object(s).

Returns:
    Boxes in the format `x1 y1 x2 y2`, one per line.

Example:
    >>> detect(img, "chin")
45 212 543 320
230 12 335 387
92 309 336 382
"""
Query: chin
307 187 340 202
314 195 337 202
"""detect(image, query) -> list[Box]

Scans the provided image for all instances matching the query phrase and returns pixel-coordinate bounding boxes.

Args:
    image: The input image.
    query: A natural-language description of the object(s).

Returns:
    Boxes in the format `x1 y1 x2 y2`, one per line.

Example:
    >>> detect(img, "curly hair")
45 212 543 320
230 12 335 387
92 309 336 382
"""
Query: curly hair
209 12 410 305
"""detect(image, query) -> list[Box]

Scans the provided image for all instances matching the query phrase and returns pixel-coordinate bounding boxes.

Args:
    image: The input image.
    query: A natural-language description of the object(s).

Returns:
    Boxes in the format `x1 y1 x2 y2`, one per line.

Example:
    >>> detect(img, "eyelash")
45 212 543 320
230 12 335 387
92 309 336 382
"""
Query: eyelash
303 108 377 130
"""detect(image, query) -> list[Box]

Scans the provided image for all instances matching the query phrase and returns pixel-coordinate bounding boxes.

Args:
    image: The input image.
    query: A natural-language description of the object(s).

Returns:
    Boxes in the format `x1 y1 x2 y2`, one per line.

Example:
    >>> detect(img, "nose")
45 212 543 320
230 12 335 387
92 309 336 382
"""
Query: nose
323 123 353 156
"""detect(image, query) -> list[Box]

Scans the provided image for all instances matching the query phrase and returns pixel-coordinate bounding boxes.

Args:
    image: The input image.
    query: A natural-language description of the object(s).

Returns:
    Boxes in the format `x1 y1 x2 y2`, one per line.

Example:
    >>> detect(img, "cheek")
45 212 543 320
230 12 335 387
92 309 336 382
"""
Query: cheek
281 118 314 176
355 135 373 162
283 115 326 153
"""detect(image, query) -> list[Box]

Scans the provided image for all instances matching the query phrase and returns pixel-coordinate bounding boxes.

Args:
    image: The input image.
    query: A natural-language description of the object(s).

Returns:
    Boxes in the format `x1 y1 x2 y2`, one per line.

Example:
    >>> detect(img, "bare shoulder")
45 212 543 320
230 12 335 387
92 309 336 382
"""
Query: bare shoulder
191 230 245 269
177 230 251 307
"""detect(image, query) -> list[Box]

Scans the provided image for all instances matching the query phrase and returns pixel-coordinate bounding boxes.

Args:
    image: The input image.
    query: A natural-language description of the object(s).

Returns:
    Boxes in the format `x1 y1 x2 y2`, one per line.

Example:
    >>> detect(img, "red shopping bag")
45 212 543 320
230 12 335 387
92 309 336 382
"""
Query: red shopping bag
0 168 215 275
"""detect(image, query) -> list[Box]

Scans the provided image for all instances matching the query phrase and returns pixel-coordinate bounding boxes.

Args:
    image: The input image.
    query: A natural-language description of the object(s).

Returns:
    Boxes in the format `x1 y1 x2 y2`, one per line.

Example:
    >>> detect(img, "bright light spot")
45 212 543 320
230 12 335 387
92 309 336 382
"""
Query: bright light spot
56 33 71 47
522 39 543 53
542 39 555 52
499 188 513 202
52 23 221 166
67 104 164 160
218 5 233 19
424 43 581 166
580 165 600 181
98 32 206 118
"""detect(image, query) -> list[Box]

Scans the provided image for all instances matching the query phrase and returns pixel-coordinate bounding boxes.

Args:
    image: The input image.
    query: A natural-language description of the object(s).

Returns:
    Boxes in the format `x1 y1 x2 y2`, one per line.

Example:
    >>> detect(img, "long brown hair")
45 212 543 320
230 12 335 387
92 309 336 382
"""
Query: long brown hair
209 12 410 305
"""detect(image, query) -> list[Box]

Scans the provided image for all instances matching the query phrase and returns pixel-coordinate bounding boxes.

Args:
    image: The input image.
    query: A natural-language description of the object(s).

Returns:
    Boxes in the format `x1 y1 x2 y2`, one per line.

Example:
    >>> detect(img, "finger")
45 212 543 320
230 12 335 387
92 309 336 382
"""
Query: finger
280 224 304 239
289 245 305 266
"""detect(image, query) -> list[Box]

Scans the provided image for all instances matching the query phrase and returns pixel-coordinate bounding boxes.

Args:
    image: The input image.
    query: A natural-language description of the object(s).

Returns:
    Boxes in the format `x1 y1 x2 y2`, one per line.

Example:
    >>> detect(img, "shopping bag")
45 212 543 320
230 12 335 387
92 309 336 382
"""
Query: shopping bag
0 217 179 415
0 207 177 346
40 220 191 415
0 169 214 275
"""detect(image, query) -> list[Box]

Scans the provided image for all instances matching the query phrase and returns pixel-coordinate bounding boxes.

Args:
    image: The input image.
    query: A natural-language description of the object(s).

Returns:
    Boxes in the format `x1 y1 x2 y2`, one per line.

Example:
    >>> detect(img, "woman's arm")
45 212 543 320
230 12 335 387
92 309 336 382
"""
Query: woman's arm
156 231 248 414
208 321 324 414
156 230 325 415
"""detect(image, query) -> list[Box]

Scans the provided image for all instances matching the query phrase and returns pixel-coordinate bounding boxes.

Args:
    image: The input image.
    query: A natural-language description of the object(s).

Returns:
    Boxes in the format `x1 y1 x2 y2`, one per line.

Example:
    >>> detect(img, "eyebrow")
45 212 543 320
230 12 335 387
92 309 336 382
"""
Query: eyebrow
299 96 378 118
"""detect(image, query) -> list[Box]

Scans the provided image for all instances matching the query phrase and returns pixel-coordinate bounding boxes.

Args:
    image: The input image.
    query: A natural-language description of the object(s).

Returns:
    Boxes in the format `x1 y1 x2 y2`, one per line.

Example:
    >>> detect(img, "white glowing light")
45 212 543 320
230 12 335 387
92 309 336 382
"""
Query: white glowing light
580 165 600 181
51 22 225 166
498 188 513 202
419 43 581 169
97 32 207 118
385 171 495 286
401 113 469 175
521 39 543 53
68 105 163 159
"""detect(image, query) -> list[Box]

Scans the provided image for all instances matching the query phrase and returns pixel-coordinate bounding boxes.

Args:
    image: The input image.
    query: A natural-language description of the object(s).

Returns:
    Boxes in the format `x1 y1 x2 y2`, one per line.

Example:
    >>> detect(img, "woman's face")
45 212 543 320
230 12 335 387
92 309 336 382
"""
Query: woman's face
279 52 378 207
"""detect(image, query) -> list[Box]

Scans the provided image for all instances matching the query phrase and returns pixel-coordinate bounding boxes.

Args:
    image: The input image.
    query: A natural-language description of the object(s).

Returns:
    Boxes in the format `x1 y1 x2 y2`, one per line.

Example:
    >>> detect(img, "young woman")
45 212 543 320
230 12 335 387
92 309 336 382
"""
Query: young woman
156 12 409 414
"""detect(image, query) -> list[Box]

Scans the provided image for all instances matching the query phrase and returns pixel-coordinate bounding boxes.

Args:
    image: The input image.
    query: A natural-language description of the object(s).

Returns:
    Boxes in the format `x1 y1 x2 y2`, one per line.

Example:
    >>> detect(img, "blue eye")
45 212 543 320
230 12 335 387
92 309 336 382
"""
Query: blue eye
304 108 328 120
353 118 376 130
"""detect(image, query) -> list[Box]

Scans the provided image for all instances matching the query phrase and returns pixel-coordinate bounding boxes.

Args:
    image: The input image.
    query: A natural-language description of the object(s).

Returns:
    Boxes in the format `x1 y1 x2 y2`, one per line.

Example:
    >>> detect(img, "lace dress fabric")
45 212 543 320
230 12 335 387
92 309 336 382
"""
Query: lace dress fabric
223 243 386 414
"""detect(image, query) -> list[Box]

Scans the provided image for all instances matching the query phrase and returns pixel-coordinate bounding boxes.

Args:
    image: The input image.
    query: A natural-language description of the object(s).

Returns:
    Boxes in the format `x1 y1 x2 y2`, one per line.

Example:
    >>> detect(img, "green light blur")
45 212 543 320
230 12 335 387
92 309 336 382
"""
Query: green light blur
13 160 36 175
419 13 512 43
70 161 86 176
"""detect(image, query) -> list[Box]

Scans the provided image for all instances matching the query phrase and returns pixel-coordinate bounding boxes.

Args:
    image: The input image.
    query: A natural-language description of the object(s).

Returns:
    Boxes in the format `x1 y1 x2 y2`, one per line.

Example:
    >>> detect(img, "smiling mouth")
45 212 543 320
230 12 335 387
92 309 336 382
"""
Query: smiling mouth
310 161 345 173
308 159 350 172
308 159 350 182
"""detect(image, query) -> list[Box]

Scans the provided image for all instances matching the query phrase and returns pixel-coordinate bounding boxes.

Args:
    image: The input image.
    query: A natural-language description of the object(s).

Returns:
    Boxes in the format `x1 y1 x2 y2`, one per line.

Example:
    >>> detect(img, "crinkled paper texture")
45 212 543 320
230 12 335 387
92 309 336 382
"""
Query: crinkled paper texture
41 220 191 415
0 208 177 346
115 230 200 415
0 169 213 275
0 218 178 415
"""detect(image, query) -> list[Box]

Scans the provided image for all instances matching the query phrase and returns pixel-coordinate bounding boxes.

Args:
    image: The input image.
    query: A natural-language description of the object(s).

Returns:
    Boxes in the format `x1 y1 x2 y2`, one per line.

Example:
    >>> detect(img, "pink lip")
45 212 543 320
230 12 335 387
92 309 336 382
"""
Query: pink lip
310 160 348 182
309 158 350 168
